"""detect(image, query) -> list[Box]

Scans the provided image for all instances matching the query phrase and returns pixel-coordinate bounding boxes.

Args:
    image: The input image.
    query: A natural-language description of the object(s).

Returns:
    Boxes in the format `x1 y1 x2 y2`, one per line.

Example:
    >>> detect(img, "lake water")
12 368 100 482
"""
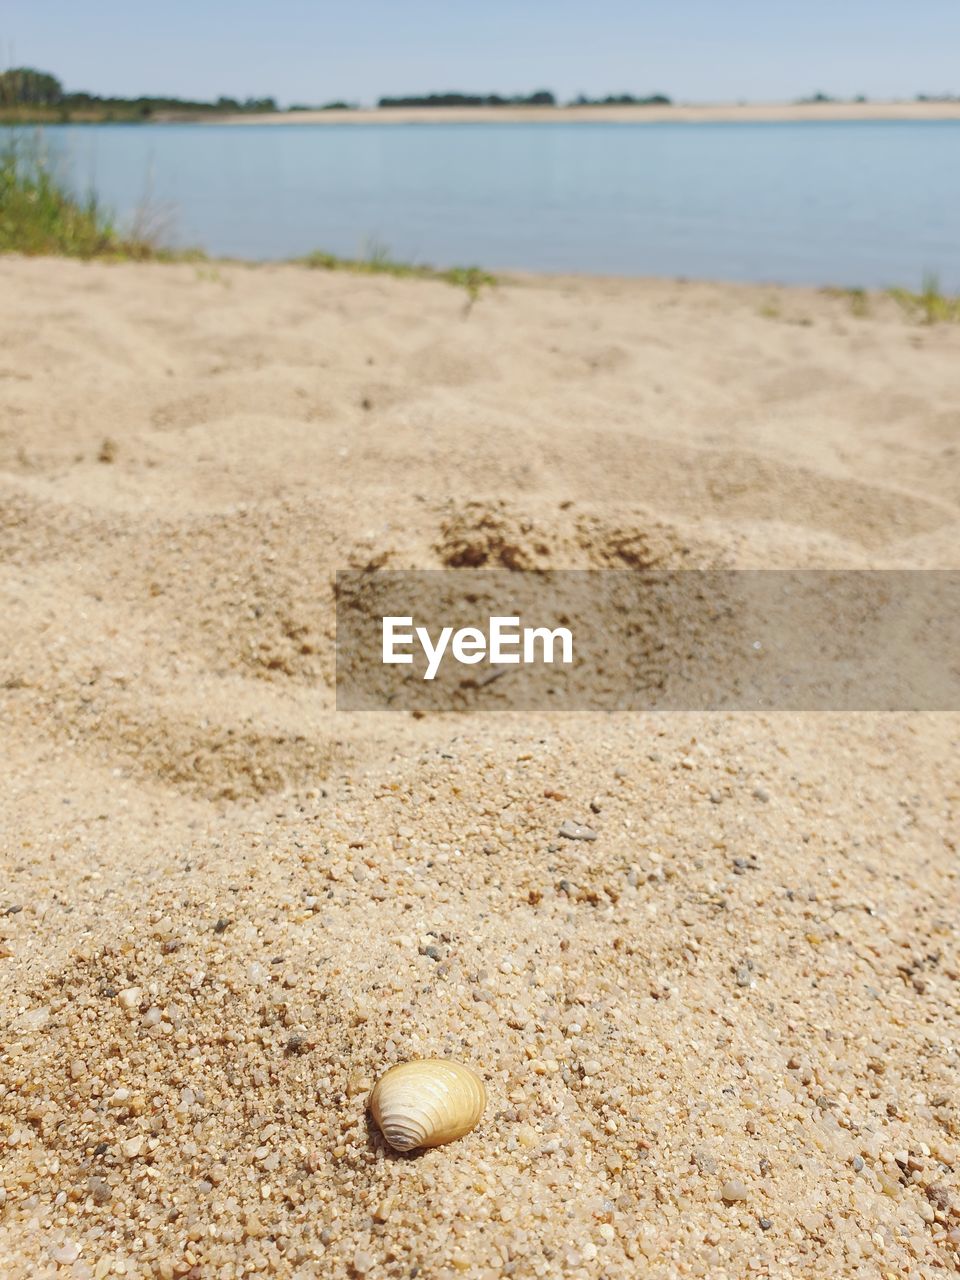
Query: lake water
15 121 960 288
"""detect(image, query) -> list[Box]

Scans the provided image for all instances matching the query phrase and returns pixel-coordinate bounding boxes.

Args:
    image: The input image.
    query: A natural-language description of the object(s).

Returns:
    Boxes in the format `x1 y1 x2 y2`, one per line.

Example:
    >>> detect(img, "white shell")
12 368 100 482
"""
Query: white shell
369 1059 486 1152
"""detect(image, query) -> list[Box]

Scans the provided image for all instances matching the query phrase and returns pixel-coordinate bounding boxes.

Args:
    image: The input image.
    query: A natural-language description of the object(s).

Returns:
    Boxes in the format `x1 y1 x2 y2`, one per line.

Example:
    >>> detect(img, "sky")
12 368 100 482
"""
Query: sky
2 0 959 106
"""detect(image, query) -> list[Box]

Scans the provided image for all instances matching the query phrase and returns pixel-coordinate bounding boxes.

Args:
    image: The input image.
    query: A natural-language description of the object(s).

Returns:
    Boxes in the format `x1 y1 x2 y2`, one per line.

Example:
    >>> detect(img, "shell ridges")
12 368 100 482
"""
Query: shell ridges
369 1058 486 1152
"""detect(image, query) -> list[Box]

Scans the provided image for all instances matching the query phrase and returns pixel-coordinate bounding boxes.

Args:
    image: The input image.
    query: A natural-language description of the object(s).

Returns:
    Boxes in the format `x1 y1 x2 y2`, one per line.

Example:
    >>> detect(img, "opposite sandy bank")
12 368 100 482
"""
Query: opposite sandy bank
1 260 958 1278
217 100 960 125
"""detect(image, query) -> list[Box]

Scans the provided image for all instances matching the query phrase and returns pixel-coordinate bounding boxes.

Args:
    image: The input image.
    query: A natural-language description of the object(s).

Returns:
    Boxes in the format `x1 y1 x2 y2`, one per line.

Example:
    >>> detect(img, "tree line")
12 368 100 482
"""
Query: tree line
377 91 557 108
0 68 276 117
0 69 679 118
377 91 673 108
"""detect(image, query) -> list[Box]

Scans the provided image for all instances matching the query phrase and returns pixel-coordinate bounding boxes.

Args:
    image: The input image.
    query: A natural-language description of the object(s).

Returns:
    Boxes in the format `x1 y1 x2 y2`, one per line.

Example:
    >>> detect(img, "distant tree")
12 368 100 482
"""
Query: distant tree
566 91 671 107
0 67 63 106
378 89 557 109
287 101 353 111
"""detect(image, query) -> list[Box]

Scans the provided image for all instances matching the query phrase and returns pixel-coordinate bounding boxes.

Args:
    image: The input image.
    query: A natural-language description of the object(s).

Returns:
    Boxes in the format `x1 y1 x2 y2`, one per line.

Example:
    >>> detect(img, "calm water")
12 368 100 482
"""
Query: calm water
18 121 960 287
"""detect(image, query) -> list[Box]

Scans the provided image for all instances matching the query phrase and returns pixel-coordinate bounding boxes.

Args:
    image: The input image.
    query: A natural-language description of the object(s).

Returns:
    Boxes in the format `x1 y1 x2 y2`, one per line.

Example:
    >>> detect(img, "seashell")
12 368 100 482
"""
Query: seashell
369 1059 486 1152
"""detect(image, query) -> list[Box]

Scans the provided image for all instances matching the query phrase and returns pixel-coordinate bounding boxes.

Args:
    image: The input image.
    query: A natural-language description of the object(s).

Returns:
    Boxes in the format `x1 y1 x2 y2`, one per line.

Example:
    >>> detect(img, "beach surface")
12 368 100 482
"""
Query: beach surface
217 100 960 125
1 259 959 1277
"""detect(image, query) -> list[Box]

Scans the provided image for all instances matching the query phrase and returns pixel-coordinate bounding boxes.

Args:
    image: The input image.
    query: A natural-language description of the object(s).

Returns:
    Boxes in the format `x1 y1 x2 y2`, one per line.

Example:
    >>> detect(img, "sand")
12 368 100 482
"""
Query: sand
216 100 960 126
0 258 958 1278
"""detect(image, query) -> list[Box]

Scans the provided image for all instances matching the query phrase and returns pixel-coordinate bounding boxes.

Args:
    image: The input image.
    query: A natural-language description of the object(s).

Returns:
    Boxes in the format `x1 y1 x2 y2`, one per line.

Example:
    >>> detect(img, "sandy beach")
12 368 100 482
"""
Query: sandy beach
1 259 959 1277
217 100 960 126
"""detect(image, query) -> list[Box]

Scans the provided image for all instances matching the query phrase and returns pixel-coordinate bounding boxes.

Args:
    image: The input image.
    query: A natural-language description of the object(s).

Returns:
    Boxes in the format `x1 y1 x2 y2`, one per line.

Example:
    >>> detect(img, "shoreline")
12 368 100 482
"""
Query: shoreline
3 252 959 303
5 99 959 129
213 99 960 126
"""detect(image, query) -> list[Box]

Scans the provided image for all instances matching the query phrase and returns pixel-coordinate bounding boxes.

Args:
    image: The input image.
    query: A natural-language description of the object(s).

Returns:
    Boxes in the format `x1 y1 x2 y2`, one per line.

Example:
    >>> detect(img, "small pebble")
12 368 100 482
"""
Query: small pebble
721 1178 749 1203
87 1176 111 1205
558 820 598 841
49 1241 80 1265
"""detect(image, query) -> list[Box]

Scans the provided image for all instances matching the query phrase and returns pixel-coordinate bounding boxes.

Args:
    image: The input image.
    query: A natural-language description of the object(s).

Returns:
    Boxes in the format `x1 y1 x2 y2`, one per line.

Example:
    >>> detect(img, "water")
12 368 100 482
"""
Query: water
15 121 960 288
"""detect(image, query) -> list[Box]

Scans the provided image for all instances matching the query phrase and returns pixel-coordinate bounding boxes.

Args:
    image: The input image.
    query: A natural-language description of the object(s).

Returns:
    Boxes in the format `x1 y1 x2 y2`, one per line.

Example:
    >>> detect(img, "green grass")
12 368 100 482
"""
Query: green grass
823 277 960 324
0 105 148 125
887 274 960 324
0 147 494 297
0 134 201 260
299 242 497 301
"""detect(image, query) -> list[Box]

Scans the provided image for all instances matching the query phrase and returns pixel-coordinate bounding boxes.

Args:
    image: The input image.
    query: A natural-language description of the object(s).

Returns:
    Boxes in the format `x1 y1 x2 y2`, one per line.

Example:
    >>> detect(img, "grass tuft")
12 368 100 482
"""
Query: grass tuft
824 278 960 324
887 274 960 325
0 132 202 261
298 241 496 301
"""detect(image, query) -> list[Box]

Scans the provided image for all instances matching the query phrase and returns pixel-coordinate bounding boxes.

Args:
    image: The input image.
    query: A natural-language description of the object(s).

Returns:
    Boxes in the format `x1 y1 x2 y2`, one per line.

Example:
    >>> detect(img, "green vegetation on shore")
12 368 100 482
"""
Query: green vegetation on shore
378 91 557 108
3 109 954 320
299 247 496 300
570 93 672 107
821 279 960 324
0 136 199 259
0 67 278 124
3 64 959 124
0 137 493 297
378 91 673 109
887 274 960 324
0 64 676 123
0 67 563 123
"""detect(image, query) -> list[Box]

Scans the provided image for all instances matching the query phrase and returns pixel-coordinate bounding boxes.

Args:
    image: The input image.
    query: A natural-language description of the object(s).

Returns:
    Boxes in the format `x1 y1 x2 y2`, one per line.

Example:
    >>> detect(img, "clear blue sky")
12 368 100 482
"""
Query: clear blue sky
3 0 958 106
